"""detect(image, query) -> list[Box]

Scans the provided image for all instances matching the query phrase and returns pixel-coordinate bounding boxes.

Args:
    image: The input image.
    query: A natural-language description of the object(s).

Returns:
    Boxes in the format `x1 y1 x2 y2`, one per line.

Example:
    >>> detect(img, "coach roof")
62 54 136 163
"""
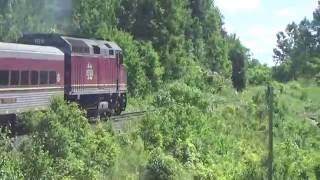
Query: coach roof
0 42 64 61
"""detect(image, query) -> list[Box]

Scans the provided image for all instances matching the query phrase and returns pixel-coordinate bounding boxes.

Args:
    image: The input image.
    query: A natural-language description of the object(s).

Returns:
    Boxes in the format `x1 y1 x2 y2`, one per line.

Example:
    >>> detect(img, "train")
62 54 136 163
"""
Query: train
0 34 127 122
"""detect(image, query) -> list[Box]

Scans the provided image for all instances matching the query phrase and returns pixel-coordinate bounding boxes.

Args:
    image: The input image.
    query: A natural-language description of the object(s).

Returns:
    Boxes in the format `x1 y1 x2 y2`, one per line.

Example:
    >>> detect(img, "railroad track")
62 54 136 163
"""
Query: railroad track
9 111 146 143
88 111 146 123
12 111 147 146
110 111 146 121
105 111 146 132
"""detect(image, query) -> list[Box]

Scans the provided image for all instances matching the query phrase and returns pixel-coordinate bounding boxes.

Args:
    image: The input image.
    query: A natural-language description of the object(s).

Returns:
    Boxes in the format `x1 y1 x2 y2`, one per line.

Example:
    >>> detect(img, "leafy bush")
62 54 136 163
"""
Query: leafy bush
19 97 118 179
154 82 210 112
0 134 23 179
247 64 272 85
145 149 184 180
140 81 320 179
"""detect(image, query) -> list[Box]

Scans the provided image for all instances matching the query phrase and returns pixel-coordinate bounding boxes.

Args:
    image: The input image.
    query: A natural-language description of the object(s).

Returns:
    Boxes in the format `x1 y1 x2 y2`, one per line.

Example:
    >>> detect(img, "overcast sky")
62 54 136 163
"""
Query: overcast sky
215 0 318 65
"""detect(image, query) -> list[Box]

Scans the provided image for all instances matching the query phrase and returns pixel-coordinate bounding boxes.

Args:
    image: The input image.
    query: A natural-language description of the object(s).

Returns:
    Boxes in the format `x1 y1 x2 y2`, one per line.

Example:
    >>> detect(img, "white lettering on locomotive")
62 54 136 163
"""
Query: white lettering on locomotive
34 39 45 45
86 63 94 80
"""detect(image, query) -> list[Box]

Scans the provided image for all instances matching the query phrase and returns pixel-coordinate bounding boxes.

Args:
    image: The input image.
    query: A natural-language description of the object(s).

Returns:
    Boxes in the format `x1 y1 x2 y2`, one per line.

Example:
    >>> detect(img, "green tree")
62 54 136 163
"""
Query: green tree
228 35 247 91
117 0 232 81
137 41 164 90
73 0 119 36
0 0 73 42
273 2 320 81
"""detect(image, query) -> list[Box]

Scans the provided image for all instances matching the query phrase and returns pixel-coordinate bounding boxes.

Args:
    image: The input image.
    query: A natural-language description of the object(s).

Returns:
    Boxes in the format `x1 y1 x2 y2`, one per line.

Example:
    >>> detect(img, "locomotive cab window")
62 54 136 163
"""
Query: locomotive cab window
40 71 48 85
10 71 20 85
104 43 114 56
20 71 29 85
72 46 90 54
0 70 9 86
92 45 100 54
109 50 114 56
31 71 39 85
49 71 57 84
67 38 90 54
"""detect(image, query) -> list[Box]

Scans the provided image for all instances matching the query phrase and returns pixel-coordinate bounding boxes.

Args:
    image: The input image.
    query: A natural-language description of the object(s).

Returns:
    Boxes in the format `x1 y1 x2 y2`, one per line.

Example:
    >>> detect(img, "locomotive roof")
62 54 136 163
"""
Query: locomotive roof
0 42 64 60
19 34 122 56
96 40 122 51
61 36 122 54
60 36 121 50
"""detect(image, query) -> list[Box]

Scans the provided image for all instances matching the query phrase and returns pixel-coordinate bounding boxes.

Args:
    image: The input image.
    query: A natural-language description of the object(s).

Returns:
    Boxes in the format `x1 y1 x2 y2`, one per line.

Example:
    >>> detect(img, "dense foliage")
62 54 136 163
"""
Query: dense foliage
247 59 272 85
0 0 319 179
228 35 248 91
139 81 320 179
1 98 119 179
2 81 319 179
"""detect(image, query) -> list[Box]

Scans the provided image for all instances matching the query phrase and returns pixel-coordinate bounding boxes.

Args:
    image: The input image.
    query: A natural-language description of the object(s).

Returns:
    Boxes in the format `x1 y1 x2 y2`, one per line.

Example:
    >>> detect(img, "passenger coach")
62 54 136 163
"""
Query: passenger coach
0 42 64 115
0 34 127 120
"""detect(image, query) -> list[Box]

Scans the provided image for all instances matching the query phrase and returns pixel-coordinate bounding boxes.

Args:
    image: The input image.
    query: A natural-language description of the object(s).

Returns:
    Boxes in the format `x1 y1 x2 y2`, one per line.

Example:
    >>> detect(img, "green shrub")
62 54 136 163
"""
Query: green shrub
247 64 272 85
288 81 302 90
19 97 118 179
145 149 184 180
18 111 45 133
154 82 210 111
300 90 308 100
0 134 23 179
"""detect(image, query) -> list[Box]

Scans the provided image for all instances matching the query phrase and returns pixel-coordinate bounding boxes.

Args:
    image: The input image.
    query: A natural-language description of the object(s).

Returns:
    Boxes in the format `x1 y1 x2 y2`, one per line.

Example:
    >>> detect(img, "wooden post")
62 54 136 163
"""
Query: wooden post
267 85 274 180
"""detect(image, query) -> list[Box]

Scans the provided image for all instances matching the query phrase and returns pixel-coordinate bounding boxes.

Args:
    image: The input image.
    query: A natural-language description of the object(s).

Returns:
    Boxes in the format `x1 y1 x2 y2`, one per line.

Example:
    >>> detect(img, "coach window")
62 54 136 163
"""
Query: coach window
10 71 20 86
109 50 114 56
40 71 48 85
49 71 57 84
92 45 100 54
20 71 29 85
0 70 9 86
31 71 39 85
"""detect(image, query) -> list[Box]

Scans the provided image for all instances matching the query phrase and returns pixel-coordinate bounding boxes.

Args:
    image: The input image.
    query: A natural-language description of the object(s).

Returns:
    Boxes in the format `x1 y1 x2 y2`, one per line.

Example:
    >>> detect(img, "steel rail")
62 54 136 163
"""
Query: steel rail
110 111 146 121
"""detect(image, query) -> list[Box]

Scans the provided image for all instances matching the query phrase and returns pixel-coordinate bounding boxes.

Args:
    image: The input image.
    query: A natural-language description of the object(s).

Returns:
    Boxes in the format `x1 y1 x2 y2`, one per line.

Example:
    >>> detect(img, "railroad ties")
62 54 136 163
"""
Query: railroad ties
89 111 146 133
108 111 146 132
110 111 146 121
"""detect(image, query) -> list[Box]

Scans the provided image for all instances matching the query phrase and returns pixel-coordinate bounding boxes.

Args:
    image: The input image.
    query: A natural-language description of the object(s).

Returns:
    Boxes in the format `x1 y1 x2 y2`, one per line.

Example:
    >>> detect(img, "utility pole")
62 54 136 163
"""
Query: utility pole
267 85 274 180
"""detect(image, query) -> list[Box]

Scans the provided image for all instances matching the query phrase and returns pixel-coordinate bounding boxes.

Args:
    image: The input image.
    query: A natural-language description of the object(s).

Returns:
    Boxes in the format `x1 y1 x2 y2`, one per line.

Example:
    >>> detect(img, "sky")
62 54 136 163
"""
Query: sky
215 0 318 66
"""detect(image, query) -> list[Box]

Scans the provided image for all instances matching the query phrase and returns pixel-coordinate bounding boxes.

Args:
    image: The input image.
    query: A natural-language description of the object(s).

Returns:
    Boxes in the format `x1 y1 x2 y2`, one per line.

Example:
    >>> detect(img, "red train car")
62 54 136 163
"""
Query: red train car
0 42 64 115
0 34 127 119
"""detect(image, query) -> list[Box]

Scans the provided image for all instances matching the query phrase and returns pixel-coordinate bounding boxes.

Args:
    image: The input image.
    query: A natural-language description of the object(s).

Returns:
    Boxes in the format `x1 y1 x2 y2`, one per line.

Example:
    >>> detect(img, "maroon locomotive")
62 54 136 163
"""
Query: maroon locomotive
0 34 127 119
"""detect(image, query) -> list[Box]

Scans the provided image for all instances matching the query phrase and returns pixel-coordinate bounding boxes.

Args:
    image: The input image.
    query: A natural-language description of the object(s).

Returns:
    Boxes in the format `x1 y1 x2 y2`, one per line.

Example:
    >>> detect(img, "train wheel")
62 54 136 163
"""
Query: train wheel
100 111 112 120
114 100 122 115
114 106 122 115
